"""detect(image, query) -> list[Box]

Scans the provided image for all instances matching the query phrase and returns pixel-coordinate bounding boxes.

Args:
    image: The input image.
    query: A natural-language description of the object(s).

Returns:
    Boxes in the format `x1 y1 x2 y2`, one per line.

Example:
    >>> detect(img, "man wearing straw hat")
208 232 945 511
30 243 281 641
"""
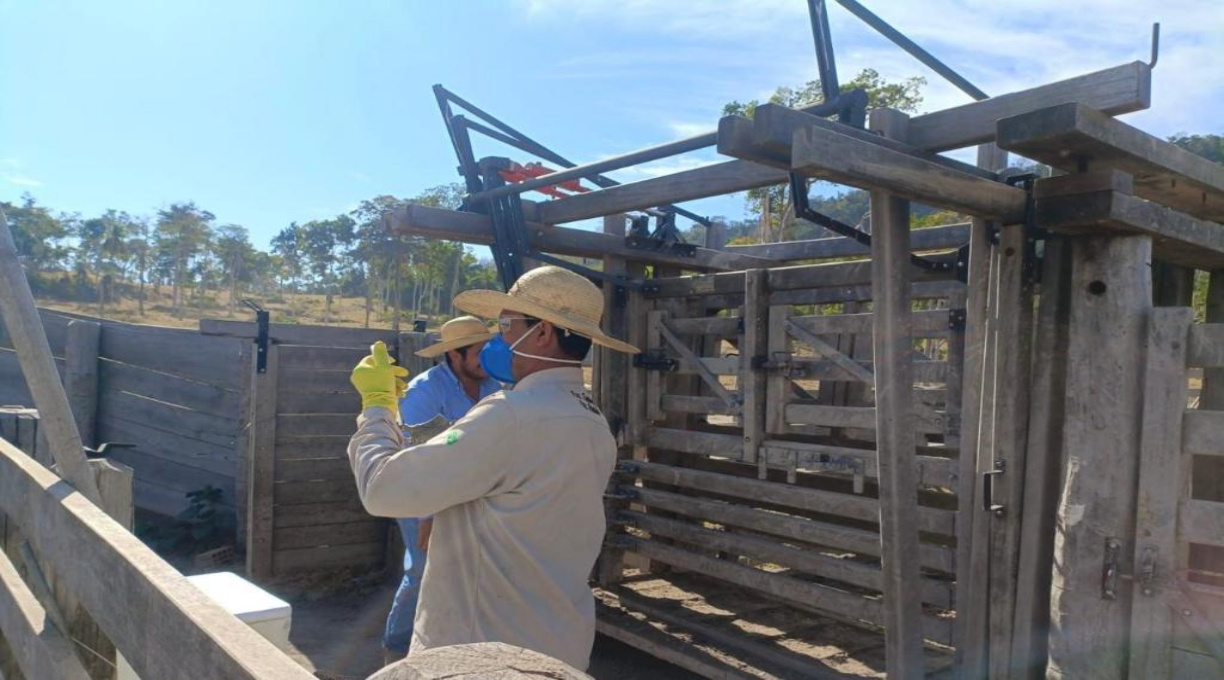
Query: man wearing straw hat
381 315 501 666
348 266 639 670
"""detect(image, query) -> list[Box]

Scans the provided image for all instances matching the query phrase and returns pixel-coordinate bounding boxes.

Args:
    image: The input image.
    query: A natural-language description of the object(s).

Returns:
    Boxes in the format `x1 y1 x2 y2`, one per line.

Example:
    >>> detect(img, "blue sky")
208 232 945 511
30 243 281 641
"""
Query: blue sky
2 0 1221 252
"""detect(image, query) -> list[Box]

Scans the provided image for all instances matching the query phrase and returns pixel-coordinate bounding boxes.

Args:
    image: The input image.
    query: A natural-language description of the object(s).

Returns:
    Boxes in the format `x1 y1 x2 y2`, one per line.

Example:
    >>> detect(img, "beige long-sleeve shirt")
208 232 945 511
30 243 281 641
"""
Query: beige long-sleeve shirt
347 367 615 671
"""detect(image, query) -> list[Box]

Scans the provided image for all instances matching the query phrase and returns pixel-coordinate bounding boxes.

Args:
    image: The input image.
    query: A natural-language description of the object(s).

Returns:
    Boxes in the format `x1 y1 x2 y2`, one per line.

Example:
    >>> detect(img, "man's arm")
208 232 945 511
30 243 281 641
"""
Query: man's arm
347 397 516 518
399 374 444 428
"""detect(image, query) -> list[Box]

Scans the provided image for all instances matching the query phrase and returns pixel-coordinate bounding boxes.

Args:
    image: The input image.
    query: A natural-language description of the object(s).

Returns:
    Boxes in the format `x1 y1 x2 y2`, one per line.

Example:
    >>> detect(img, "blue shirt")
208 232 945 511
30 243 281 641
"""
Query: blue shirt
399 360 501 432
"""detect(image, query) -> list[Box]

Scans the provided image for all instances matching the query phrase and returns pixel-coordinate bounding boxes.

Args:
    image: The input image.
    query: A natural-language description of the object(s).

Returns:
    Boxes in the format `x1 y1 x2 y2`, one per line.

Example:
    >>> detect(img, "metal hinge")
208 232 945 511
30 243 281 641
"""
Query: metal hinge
948 308 967 333
1137 545 1158 596
982 460 1005 517
1102 538 1123 600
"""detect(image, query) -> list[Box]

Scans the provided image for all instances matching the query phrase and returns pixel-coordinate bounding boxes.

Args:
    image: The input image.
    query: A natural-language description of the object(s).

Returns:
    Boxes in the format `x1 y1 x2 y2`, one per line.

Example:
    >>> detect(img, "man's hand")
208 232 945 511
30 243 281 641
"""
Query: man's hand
350 341 409 411
418 518 433 552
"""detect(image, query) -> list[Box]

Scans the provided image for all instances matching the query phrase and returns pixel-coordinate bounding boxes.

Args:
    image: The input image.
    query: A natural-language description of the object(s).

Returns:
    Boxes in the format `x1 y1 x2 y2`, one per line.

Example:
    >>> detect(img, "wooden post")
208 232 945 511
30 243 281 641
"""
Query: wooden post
64 320 101 449
953 143 1007 678
742 269 768 473
1010 237 1072 677
704 221 727 251
868 108 925 677
234 341 253 546
597 215 632 586
245 343 279 581
1047 234 1152 679
0 209 101 504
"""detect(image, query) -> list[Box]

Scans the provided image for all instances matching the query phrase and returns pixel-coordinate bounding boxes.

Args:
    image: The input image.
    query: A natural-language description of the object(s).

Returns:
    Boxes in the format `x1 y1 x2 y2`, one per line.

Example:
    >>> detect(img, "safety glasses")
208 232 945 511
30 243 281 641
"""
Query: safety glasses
496 316 538 333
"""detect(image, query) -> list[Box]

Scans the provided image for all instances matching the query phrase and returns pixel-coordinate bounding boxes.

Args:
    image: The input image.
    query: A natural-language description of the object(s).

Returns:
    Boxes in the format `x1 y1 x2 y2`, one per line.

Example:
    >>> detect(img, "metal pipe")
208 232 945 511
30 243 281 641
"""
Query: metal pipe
808 0 841 101
468 133 717 202
832 0 989 101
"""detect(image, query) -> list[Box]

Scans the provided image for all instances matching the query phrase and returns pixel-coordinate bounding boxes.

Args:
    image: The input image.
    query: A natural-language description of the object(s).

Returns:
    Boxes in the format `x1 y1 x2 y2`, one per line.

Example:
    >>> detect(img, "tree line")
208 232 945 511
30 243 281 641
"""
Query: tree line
1 184 501 326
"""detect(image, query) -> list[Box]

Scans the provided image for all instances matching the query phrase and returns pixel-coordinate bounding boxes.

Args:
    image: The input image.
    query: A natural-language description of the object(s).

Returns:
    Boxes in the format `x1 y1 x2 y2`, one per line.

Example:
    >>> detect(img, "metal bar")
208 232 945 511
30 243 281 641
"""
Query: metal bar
469 134 717 202
456 117 526 151
808 0 841 101
832 0 988 101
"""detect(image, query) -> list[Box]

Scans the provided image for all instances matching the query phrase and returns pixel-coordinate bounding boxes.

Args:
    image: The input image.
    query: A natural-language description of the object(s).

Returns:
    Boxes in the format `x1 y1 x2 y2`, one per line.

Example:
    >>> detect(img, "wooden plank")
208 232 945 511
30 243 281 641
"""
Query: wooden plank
660 395 736 416
199 319 395 348
784 404 943 434
1184 410 1224 456
1190 325 1224 369
277 366 352 393
98 358 241 418
627 537 883 625
0 348 34 405
1126 307 1192 679
626 460 953 535
765 306 790 436
594 605 760 680
276 388 361 415
64 319 101 447
0 437 314 679
866 108 925 679
0 550 92 680
790 310 949 336
246 344 277 581
907 61 1151 152
273 479 357 506
655 318 739 412
619 511 954 608
272 500 374 529
769 280 964 307
386 202 774 272
275 413 356 438
644 427 743 459
1035 187 1224 270
758 440 956 490
1172 649 1224 678
645 310 666 423
627 486 954 574
276 344 366 372
790 124 1027 222
1047 233 1152 679
274 456 352 482
106 446 236 507
741 268 768 466
786 319 874 383
1179 499 1224 547
98 323 242 389
96 389 238 448
95 414 237 476
726 223 969 261
997 102 1224 222
273 434 352 461
274 520 385 550
667 316 741 336
271 542 384 574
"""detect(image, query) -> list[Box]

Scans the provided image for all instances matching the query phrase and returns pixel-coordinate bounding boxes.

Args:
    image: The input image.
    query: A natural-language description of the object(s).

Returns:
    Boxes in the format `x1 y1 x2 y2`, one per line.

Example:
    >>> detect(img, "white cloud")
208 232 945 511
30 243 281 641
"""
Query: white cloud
4 174 43 188
667 121 714 138
348 170 372 182
609 155 720 181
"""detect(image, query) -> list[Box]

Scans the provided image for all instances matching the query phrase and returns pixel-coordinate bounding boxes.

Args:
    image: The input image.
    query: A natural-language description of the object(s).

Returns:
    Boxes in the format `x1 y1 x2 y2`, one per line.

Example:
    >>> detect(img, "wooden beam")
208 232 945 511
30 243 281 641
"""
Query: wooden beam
719 103 995 179
741 270 768 467
535 62 1149 226
790 124 1028 222
867 109 926 678
384 202 774 272
0 550 91 680
908 61 1151 152
1035 184 1224 270
0 438 314 680
0 210 102 505
725 223 969 261
245 344 278 581
64 320 100 448
997 102 1224 222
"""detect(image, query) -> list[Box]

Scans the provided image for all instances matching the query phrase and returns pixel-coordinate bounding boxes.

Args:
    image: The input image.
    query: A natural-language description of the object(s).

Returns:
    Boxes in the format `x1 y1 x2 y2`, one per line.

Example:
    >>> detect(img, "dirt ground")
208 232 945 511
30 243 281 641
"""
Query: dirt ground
282 580 698 679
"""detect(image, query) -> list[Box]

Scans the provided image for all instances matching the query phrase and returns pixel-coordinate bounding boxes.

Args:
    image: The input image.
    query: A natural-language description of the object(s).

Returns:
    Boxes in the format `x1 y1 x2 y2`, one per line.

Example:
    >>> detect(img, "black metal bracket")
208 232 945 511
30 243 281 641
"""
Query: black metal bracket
1003 172 1049 285
243 299 271 374
982 459 1005 517
948 308 967 333
633 350 678 372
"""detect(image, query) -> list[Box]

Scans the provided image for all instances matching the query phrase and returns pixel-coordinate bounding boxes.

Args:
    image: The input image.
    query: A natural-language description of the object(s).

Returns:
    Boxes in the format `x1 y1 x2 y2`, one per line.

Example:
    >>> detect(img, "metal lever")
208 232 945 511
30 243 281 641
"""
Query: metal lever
982 461 1005 516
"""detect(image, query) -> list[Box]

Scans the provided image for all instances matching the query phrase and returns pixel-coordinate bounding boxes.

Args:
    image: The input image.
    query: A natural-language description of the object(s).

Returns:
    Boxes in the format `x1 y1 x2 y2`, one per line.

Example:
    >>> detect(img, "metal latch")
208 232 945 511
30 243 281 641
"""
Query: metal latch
633 350 677 372
1102 538 1122 600
243 299 271 373
982 460 1005 517
1138 545 1158 596
753 352 810 379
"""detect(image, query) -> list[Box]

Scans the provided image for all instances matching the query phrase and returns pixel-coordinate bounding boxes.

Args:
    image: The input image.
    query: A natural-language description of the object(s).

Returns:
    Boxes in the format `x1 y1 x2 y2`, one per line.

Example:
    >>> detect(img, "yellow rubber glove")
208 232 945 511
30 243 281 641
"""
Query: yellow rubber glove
350 341 409 411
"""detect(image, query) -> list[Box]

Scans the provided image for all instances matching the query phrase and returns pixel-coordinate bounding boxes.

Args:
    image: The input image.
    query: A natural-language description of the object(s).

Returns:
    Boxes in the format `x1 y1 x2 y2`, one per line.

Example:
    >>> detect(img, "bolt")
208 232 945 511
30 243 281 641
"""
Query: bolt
1183 610 1193 617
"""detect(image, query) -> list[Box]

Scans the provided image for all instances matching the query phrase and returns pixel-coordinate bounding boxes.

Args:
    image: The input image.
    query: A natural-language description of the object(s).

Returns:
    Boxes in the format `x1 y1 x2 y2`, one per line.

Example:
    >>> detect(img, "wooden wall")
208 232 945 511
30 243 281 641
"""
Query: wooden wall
0 309 244 518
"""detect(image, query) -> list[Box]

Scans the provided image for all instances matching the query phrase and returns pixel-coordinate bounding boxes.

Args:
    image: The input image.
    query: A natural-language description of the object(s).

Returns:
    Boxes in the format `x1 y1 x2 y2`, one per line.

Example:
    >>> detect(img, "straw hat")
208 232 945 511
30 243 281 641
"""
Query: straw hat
415 316 497 358
454 266 640 354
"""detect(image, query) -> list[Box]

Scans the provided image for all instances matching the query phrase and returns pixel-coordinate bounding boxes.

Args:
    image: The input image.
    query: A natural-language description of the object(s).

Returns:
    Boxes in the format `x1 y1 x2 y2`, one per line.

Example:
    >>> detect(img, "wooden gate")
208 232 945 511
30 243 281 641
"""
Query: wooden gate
1128 310 1224 678
203 320 433 582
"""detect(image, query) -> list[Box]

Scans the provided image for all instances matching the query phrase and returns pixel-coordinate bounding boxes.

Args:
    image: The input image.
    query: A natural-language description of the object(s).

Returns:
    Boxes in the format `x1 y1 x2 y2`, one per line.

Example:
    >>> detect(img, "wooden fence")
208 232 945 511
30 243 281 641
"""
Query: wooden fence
0 309 245 518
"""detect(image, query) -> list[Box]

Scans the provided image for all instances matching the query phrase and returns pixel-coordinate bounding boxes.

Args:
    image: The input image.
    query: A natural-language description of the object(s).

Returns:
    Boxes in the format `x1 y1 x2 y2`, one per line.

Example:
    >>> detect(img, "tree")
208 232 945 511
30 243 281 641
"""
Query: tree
78 210 137 315
1 193 74 273
299 215 355 324
723 68 926 242
213 224 255 316
126 217 153 316
155 202 215 317
1169 133 1224 164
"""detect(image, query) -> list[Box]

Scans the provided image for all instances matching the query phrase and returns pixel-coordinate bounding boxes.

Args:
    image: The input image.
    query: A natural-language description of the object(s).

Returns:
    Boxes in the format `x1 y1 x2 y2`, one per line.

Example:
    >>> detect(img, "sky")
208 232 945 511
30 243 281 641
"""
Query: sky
2 0 1222 253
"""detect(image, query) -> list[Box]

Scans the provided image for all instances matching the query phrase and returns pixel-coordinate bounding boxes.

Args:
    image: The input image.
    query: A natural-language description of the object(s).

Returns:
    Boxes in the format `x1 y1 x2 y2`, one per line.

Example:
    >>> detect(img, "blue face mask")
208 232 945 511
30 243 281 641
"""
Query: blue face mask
479 333 521 384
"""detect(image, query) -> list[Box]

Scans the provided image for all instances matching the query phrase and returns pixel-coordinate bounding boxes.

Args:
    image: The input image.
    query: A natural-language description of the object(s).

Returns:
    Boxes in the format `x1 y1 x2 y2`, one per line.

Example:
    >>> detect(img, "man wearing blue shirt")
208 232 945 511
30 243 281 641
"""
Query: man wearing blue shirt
383 316 501 665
